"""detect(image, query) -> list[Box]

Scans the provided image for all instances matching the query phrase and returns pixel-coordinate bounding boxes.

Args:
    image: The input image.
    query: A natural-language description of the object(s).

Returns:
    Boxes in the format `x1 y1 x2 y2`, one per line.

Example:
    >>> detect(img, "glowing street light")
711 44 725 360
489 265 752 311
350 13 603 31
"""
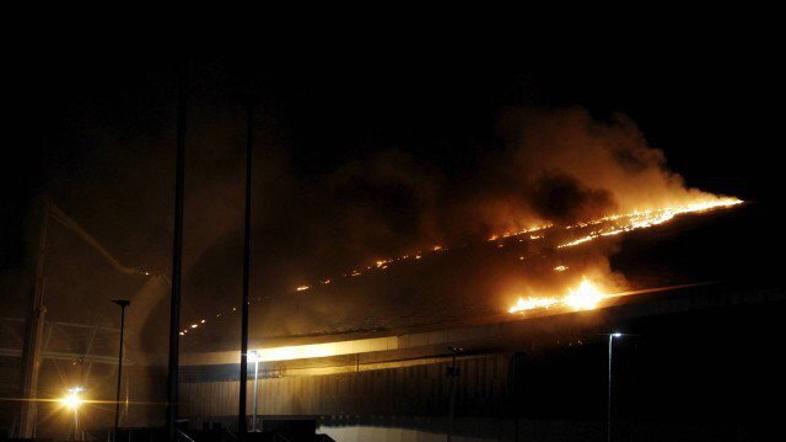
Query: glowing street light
607 332 624 442
61 386 84 441
248 351 261 432
61 389 83 410
446 346 464 442
112 299 130 442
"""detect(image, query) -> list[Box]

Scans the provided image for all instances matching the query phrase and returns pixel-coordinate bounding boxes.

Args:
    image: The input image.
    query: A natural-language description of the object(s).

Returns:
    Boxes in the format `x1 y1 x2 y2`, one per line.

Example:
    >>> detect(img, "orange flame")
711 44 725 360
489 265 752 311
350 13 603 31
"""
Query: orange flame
558 198 743 248
509 277 606 314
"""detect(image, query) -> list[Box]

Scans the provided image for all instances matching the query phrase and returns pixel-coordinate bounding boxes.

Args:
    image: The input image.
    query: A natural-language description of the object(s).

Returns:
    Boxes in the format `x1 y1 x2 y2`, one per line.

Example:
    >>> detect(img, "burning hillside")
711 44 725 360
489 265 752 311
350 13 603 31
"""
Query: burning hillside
167 106 748 345
178 198 746 345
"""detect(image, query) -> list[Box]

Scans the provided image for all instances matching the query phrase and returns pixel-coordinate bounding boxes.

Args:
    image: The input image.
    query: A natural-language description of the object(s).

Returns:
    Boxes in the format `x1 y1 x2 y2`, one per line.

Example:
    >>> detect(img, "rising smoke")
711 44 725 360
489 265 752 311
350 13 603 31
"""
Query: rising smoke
175 105 728 340
19 100 732 346
311 106 720 249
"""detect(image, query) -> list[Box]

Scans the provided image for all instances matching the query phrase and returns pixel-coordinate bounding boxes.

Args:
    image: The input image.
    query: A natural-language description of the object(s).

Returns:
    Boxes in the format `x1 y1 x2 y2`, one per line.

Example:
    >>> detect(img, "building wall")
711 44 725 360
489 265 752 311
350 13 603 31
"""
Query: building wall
179 353 510 422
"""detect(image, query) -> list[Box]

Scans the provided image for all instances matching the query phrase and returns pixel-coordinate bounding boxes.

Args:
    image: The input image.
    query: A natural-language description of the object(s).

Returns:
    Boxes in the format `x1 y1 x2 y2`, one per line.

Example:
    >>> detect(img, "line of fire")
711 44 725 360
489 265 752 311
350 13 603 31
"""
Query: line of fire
2 54 783 442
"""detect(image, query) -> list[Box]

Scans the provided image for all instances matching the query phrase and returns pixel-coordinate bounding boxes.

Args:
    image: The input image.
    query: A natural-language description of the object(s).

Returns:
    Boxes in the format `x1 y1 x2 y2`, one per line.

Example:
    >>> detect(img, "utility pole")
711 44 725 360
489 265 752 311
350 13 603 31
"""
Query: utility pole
166 62 188 442
112 300 130 442
238 100 255 437
446 346 463 442
16 199 49 438
608 333 622 442
250 351 260 432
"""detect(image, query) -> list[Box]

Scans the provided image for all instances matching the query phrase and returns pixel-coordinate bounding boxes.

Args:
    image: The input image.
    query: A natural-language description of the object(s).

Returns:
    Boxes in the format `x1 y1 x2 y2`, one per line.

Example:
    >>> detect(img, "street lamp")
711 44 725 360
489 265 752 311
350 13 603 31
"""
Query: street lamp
61 386 84 441
446 346 464 442
248 351 261 432
608 332 623 442
112 299 130 442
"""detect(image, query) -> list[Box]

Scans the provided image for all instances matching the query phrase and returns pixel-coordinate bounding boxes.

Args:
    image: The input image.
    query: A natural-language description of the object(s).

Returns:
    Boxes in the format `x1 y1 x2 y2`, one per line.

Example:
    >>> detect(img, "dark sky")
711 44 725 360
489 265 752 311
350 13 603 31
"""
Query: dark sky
2 39 781 336
20 45 779 196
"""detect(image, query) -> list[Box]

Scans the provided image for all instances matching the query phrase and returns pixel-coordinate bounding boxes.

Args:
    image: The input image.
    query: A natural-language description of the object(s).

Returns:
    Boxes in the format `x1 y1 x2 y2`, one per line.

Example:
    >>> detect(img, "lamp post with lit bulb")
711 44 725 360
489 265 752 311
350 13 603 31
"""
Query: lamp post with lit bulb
249 351 261 432
446 346 464 442
112 299 130 442
61 386 84 441
608 332 622 442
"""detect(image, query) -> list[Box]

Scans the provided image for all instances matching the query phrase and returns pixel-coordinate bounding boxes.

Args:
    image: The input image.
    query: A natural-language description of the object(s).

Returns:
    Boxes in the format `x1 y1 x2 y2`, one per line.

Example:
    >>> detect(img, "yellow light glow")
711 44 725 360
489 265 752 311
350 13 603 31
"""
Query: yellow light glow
250 336 397 362
257 344 333 361
60 388 83 410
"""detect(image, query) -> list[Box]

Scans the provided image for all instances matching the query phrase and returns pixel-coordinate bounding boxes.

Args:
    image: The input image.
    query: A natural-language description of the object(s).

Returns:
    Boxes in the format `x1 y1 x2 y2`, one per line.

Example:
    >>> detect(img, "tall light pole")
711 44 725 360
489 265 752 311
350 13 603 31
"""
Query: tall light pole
112 300 130 442
238 98 256 437
249 351 261 432
608 332 622 442
167 61 188 442
17 199 50 438
446 346 463 442
61 386 84 441
74 395 80 442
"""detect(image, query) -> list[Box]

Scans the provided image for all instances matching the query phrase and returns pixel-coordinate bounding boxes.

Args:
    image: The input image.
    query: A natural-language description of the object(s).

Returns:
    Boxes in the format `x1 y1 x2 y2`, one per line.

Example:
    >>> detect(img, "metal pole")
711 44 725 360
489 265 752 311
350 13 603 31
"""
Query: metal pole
252 357 259 431
17 199 49 438
607 335 613 442
238 101 255 437
166 62 188 442
113 300 130 442
74 407 80 441
446 349 460 442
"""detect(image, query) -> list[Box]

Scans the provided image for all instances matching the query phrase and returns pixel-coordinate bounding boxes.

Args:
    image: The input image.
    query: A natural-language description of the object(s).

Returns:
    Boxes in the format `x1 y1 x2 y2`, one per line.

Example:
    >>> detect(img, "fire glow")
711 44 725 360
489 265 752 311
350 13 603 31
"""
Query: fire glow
509 277 606 314
181 196 743 337
557 198 743 248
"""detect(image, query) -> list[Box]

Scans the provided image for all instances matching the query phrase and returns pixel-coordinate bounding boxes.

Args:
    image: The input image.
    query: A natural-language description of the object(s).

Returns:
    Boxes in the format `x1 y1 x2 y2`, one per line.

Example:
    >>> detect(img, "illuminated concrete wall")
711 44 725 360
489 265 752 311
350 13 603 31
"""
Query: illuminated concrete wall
179 353 509 422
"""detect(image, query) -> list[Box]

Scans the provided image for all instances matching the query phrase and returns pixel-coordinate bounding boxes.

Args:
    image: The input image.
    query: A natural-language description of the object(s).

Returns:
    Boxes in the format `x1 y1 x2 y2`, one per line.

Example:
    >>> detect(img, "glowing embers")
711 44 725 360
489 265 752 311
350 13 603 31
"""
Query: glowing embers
180 319 208 335
375 260 390 268
488 225 553 243
509 277 606 315
508 296 560 313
